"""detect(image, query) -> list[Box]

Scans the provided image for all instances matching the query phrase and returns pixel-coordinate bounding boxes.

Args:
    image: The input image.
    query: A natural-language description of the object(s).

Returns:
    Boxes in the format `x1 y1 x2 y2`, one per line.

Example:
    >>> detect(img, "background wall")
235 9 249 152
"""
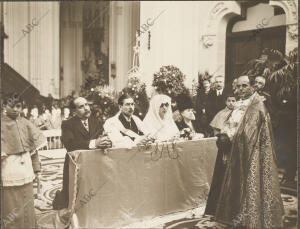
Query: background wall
139 1 297 94
3 2 60 98
139 1 201 94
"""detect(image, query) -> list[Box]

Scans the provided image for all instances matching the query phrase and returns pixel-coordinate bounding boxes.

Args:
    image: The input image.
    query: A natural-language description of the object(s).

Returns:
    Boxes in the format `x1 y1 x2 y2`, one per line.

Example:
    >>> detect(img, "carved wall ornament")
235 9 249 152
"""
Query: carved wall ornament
211 2 225 17
202 35 216 48
207 2 228 30
287 24 298 40
286 0 298 21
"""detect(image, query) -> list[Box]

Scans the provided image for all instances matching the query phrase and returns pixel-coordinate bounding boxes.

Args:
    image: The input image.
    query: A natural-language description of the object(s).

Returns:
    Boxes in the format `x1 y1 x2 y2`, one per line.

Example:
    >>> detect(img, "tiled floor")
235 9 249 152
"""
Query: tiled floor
35 150 297 229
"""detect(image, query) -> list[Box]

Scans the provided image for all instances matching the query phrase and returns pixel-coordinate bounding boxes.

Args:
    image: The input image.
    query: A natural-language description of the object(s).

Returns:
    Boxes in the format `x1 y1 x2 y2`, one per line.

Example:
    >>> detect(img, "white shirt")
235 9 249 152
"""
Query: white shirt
216 89 223 96
80 119 97 149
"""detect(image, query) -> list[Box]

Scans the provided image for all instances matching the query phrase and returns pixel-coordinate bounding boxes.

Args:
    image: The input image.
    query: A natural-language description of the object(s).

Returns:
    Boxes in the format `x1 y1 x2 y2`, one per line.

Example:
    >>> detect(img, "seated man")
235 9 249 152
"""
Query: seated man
53 97 112 210
104 94 152 148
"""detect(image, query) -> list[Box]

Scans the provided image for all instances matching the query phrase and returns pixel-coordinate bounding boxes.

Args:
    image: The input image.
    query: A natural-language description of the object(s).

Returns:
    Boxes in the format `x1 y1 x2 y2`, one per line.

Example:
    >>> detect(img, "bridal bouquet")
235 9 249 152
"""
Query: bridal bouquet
180 128 193 140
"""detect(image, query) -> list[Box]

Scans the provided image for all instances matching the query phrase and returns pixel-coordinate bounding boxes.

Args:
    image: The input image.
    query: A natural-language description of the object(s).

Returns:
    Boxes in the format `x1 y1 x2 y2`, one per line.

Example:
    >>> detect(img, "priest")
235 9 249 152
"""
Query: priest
214 75 284 229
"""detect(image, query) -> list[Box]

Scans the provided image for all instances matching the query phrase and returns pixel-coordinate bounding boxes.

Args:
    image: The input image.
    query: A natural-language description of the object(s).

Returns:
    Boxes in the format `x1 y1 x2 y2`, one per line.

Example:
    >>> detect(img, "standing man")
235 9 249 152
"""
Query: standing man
206 76 226 123
253 76 273 111
52 97 112 210
195 79 212 136
104 94 152 148
214 75 284 229
253 75 275 119
253 76 267 94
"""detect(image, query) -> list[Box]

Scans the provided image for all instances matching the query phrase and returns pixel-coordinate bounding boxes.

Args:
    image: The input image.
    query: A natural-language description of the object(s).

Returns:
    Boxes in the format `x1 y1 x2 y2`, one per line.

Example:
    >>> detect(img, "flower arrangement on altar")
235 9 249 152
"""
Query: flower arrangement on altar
152 65 189 100
81 73 107 92
80 82 119 126
121 75 149 119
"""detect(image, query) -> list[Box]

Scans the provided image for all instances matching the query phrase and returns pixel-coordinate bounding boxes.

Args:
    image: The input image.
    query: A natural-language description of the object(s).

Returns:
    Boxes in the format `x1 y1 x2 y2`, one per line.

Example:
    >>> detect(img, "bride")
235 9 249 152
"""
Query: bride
143 94 180 142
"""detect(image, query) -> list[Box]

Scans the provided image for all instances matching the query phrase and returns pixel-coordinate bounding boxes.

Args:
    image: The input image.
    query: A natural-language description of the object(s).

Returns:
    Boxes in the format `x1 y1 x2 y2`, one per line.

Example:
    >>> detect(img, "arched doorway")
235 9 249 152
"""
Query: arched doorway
225 2 286 89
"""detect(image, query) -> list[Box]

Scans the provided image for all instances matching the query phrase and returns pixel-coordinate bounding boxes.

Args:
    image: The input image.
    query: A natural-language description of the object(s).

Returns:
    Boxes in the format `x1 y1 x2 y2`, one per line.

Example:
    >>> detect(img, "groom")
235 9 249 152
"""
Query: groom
104 93 151 148
53 97 112 210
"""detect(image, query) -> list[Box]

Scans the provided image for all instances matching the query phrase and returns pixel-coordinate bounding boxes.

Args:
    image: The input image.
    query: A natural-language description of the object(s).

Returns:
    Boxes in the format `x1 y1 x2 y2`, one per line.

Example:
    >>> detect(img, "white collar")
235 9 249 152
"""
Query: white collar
236 93 255 107
80 118 88 123
216 89 223 95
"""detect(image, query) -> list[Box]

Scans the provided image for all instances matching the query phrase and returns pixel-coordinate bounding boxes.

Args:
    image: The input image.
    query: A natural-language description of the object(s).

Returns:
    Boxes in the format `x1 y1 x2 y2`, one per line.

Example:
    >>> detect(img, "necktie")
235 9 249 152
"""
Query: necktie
83 120 89 132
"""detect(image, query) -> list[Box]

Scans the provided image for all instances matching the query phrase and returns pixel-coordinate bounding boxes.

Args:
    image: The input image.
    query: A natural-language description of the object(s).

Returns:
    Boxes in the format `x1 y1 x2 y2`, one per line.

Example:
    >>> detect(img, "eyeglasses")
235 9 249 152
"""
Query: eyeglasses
15 104 22 109
160 103 169 108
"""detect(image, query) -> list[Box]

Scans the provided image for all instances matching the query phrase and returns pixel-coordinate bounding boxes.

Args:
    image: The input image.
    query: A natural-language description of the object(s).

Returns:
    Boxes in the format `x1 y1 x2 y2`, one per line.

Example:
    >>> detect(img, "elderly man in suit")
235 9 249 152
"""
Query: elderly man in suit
206 75 226 123
52 97 112 210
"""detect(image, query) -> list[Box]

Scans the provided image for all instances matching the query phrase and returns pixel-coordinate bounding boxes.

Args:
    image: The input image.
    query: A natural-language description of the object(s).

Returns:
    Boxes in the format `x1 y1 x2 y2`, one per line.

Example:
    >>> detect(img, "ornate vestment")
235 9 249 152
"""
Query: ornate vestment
215 93 284 229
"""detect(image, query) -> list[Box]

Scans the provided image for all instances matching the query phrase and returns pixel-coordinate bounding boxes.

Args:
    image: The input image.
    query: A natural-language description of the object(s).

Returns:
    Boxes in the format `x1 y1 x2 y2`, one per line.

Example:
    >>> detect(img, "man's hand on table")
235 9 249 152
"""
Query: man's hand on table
95 135 112 149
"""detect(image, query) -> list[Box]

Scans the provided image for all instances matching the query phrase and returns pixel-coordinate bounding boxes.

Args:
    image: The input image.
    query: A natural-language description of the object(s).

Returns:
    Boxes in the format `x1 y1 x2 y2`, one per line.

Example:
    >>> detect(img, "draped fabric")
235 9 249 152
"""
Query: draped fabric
143 94 179 141
1 115 47 155
215 93 284 229
65 138 218 228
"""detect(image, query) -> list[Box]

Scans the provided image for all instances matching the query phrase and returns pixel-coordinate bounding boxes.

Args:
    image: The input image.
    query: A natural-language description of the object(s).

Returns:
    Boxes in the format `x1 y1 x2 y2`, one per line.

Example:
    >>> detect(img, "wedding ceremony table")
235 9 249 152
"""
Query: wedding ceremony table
67 137 218 228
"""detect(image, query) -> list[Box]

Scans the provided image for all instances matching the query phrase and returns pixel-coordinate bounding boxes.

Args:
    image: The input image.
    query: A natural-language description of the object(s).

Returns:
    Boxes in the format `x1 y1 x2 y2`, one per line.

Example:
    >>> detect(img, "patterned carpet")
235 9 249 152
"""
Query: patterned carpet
35 151 297 229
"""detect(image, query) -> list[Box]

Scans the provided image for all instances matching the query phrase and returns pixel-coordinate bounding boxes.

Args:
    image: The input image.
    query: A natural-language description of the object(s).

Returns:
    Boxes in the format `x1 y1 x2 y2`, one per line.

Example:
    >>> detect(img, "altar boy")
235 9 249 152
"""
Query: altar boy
210 93 237 136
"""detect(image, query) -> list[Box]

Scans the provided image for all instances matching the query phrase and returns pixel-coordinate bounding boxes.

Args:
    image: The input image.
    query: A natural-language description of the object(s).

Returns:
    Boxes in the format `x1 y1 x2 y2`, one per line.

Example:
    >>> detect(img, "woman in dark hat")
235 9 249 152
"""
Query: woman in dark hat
175 93 206 139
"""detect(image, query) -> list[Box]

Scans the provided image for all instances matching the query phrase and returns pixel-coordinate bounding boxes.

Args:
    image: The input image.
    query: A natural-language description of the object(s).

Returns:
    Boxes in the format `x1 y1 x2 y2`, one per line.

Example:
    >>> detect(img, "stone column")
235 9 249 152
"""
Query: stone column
109 1 139 92
3 2 60 98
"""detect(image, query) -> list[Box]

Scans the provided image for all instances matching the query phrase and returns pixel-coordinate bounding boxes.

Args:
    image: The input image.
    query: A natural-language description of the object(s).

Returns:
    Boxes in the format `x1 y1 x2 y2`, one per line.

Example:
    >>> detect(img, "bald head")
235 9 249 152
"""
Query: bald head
254 76 266 92
73 97 91 119
215 76 225 90
236 75 254 99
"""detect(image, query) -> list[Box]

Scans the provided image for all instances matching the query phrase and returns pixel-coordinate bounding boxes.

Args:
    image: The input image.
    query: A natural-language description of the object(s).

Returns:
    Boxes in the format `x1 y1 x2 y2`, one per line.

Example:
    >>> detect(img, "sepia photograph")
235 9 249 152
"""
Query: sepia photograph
0 1 298 228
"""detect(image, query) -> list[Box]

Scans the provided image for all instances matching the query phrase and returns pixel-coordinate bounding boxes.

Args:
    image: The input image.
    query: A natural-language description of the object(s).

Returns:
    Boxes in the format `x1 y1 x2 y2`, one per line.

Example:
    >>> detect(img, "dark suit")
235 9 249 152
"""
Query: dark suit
195 89 213 136
53 115 102 209
175 119 208 137
206 89 226 123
